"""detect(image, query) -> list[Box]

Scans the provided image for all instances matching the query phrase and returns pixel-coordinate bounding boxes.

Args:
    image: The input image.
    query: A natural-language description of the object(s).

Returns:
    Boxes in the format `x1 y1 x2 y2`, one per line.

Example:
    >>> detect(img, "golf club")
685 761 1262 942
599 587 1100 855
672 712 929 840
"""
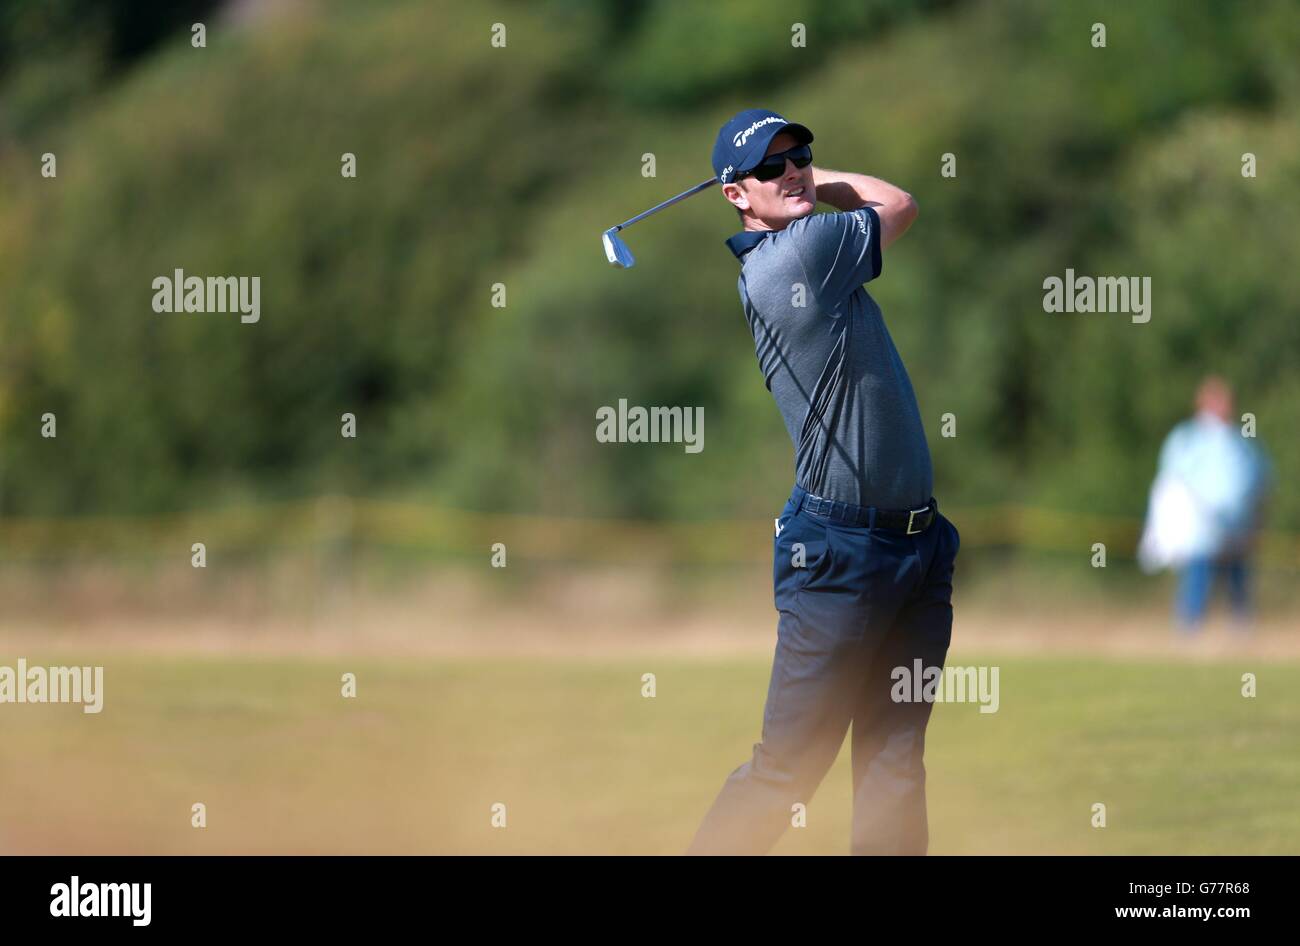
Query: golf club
602 177 717 268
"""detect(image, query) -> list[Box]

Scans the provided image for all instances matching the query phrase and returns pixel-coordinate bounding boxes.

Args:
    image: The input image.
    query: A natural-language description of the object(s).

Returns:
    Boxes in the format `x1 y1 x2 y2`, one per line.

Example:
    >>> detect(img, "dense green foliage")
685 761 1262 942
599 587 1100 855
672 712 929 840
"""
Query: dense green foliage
2 0 1296 526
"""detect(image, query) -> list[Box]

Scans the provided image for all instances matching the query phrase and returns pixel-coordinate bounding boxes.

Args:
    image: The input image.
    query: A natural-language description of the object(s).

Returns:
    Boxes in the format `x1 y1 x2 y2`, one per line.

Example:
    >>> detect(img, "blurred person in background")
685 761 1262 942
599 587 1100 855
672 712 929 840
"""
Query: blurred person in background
1138 376 1273 633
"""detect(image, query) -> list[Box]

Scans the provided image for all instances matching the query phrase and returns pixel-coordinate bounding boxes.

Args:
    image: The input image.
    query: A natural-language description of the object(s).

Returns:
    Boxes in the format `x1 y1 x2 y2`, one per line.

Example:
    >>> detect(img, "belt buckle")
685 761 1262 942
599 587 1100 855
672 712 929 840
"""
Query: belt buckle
906 505 929 535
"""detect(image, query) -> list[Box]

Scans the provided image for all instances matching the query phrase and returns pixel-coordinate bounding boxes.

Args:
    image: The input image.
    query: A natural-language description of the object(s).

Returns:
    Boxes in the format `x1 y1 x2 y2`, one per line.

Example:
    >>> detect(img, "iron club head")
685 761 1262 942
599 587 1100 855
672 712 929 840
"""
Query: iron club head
602 229 635 268
601 177 717 269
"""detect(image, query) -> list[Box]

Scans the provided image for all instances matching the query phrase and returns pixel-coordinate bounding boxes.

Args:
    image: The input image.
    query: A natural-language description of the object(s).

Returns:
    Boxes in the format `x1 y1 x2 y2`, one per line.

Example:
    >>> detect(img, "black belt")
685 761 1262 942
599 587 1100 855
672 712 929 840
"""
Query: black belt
795 487 938 534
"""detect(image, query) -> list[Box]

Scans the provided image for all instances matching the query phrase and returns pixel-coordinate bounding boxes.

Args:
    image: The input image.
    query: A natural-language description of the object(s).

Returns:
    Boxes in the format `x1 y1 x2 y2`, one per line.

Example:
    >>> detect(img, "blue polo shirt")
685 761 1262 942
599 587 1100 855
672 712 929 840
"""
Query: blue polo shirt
726 207 933 510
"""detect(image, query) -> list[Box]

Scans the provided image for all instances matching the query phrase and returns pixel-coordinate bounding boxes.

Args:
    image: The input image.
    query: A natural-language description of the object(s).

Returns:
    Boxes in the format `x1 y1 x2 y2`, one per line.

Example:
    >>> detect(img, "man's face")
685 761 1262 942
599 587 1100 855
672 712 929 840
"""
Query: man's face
1196 377 1234 422
725 131 816 229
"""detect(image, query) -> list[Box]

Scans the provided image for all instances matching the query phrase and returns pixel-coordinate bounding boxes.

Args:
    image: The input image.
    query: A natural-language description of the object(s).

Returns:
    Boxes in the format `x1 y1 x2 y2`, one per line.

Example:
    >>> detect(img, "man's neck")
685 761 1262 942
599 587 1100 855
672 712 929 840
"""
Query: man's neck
742 215 785 233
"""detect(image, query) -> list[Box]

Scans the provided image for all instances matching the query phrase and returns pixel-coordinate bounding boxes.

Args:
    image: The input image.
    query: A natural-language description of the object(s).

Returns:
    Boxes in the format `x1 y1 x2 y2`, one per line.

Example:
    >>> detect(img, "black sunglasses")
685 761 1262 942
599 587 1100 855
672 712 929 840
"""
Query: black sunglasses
740 144 813 182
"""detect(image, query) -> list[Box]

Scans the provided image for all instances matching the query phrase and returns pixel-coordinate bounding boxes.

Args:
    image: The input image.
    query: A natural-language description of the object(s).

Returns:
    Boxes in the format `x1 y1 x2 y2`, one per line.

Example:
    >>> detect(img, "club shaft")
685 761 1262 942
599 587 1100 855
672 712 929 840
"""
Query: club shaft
611 178 717 232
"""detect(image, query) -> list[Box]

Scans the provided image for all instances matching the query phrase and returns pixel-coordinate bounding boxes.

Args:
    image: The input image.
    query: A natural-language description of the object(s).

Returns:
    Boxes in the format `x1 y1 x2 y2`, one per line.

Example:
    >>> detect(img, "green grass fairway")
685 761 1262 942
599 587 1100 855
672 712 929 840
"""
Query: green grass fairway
2 652 1296 854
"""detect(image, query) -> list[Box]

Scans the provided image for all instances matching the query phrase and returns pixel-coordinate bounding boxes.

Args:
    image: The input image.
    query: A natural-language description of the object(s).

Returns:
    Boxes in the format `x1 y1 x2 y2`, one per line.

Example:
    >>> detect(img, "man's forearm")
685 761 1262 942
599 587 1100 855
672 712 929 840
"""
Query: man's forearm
813 166 918 248
813 167 909 211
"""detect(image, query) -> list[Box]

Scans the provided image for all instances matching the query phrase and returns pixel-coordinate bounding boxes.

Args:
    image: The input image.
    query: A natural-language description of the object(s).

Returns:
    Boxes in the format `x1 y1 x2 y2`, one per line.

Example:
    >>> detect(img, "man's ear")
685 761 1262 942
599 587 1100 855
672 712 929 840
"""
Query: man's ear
723 181 749 212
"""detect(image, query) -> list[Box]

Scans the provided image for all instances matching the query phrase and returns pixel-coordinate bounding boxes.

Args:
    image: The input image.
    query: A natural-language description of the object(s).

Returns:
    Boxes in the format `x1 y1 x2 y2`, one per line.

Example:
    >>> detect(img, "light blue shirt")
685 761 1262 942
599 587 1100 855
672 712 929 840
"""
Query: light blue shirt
1156 412 1272 555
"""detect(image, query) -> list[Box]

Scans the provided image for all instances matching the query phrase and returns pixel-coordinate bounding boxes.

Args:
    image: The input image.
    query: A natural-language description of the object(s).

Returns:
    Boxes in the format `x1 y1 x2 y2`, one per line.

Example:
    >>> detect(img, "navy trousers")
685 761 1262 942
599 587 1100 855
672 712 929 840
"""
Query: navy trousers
688 485 959 856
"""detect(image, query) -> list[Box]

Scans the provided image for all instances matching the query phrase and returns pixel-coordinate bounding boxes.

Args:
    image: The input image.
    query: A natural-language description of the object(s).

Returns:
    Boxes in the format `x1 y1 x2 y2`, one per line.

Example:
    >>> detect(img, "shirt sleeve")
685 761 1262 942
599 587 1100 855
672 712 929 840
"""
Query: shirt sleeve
1249 442 1274 500
1156 426 1182 475
789 207 883 306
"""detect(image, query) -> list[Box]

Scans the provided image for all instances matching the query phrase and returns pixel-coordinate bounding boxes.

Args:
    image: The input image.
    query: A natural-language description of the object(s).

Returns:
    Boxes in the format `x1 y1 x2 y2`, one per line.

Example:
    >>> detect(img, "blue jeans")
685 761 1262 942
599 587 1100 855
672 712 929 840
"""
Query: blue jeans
687 485 959 856
1177 554 1250 630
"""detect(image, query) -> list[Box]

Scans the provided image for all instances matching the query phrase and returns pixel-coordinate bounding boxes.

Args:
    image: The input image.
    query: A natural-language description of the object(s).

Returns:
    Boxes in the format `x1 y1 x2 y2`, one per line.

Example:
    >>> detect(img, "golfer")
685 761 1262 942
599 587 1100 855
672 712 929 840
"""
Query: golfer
687 109 959 856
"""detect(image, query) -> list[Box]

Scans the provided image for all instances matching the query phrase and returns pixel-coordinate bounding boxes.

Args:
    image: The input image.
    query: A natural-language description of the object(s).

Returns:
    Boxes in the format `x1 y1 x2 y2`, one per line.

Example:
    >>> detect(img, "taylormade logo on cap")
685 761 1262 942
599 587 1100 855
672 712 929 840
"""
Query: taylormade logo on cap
733 116 786 149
